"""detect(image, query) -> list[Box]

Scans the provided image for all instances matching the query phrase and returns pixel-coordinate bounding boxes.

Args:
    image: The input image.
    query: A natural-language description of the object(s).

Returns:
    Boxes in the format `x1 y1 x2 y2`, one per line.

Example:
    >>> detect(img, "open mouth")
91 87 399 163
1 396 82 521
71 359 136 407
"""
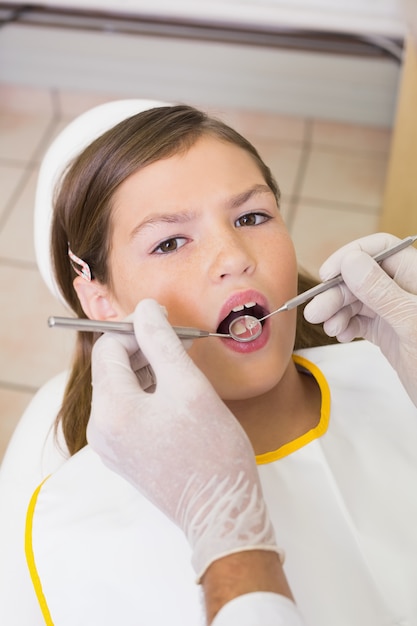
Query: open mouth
216 301 269 336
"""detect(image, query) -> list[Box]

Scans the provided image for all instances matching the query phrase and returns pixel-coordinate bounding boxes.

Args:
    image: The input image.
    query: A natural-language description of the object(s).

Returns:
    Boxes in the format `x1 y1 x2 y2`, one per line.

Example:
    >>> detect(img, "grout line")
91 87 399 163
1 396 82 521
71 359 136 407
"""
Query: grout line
0 256 38 270
308 143 391 157
0 164 38 232
0 89 62 233
0 158 38 168
0 380 38 395
295 196 383 214
253 133 391 157
283 116 385 230
285 118 314 233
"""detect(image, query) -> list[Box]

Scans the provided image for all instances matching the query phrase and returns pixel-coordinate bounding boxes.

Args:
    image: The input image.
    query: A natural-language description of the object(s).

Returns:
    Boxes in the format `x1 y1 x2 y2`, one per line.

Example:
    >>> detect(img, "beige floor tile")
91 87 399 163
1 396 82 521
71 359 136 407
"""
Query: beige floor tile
0 265 74 389
291 201 380 278
311 119 392 154
0 387 34 463
0 83 54 115
58 92 307 144
0 164 25 221
254 140 305 198
0 110 54 164
301 149 388 209
0 169 38 264
48 115 77 140
31 116 79 173
216 108 306 143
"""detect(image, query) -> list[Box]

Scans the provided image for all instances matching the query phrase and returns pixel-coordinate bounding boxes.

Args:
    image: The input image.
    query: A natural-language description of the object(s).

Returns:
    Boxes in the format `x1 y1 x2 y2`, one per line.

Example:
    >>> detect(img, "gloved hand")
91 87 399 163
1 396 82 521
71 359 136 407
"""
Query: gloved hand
304 232 417 406
87 298 280 581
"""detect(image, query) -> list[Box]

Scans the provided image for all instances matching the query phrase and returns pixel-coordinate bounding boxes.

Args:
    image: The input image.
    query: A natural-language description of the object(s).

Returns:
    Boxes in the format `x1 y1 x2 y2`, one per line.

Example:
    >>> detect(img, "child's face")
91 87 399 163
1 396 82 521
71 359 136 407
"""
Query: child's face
107 135 298 400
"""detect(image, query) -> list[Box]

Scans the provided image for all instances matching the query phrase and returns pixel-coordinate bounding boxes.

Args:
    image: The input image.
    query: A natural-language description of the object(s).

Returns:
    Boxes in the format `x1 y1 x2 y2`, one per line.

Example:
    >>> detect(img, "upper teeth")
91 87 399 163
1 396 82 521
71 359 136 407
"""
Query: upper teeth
232 301 256 313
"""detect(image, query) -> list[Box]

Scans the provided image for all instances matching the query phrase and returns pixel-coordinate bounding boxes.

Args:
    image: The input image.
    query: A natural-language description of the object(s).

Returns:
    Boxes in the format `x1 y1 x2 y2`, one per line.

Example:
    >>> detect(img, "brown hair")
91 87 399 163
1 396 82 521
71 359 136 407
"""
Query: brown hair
51 104 335 456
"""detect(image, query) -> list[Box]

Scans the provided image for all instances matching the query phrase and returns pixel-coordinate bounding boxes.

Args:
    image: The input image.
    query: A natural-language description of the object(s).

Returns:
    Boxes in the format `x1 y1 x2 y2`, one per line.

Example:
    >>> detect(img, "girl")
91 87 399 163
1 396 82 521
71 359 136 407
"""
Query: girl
27 104 417 625
51 104 333 456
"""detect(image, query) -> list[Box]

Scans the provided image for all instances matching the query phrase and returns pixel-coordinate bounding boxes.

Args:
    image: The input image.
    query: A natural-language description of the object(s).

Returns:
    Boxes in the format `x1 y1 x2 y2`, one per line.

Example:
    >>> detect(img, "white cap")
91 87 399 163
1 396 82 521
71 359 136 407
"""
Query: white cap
34 99 169 305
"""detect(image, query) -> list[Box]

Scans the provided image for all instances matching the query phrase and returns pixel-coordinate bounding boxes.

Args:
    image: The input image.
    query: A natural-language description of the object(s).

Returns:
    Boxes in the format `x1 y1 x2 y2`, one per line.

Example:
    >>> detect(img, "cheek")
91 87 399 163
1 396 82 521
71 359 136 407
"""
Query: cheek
109 258 196 323
107 258 166 316
264 232 298 299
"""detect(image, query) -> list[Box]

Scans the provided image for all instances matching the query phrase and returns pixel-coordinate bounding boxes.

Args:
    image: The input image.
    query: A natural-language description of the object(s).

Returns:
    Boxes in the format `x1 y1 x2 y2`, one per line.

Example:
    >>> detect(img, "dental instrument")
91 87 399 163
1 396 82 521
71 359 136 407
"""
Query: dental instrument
49 235 417 344
228 234 417 342
47 316 229 340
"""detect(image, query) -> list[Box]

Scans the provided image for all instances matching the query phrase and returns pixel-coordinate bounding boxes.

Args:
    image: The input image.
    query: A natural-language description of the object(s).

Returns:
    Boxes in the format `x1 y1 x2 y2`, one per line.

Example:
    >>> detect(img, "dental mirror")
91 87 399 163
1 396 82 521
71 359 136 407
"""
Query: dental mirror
228 315 263 342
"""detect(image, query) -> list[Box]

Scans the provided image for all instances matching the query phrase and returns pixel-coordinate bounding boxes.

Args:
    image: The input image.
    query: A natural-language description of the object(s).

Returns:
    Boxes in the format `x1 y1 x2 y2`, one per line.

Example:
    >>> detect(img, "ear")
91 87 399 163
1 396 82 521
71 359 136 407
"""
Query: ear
73 276 119 321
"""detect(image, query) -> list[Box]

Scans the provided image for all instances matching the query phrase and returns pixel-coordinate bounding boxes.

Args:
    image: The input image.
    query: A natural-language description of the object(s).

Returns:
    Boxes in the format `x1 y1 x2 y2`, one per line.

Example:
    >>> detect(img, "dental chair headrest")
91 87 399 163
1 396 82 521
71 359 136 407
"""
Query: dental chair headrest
34 99 168 306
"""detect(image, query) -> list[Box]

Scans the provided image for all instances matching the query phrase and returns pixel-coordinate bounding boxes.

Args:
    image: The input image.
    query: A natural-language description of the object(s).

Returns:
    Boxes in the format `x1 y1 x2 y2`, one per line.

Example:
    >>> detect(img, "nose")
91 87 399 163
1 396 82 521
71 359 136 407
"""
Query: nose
207 229 256 282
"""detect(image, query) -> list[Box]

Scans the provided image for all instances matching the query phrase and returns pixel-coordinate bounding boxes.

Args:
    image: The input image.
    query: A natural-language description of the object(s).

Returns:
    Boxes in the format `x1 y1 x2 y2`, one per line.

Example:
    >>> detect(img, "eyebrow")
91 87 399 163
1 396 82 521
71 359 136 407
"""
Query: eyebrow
130 183 273 239
129 210 196 240
226 184 273 210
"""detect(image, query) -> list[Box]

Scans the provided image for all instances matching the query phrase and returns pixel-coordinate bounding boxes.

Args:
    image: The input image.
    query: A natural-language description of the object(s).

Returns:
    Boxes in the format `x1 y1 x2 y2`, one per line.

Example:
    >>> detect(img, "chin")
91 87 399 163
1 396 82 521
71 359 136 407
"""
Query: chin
189 333 295 400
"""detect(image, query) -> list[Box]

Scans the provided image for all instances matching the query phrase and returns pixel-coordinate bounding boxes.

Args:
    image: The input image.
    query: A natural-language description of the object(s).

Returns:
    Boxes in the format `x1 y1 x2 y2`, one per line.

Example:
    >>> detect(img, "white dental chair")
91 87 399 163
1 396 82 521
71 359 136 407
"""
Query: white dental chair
0 99 168 625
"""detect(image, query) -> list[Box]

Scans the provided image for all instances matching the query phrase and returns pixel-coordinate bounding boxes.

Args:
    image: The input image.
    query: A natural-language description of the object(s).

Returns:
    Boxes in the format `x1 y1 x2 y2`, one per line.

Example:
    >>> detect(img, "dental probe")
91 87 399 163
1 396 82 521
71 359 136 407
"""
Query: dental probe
260 234 417 319
47 316 230 339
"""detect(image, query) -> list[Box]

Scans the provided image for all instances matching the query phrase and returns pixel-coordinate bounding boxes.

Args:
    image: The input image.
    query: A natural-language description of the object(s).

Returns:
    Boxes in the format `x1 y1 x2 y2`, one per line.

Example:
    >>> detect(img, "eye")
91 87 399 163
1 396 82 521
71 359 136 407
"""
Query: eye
235 212 271 227
152 237 188 254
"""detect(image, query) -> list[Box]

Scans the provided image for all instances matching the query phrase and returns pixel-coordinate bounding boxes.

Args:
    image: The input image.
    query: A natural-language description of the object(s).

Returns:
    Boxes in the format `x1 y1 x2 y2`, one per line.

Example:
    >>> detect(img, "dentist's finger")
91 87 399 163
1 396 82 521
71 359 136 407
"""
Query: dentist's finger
131 299 202 388
304 281 357 324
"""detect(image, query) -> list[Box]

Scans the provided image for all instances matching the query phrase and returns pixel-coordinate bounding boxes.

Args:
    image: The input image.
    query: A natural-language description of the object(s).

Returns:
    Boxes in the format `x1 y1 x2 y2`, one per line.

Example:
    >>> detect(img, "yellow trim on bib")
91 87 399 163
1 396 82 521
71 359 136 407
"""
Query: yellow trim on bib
256 354 330 465
25 476 54 626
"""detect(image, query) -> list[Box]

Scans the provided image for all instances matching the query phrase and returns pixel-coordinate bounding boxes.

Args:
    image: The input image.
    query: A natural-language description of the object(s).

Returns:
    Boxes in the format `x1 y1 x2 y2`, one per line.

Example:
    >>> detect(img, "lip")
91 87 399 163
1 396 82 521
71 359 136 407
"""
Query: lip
216 289 270 329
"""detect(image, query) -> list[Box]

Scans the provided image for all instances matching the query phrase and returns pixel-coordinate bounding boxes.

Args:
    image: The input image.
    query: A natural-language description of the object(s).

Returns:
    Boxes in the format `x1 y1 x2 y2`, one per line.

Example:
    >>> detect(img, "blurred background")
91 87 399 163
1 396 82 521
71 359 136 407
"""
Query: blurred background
0 0 414 460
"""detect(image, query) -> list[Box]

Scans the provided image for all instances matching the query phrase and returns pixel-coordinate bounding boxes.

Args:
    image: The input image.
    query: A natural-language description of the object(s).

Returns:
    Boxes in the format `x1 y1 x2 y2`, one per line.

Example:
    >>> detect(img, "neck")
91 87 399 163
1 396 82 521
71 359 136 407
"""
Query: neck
225 359 321 456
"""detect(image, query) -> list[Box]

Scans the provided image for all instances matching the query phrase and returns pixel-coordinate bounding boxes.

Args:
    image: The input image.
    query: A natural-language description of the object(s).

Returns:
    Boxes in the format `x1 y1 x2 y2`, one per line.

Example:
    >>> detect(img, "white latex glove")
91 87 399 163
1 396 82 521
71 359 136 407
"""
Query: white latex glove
87 298 279 581
304 233 417 406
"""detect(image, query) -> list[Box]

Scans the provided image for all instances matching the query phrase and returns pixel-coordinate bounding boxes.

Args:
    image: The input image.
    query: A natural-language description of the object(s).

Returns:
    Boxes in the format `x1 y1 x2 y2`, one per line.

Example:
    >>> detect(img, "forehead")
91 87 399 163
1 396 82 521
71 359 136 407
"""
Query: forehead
112 135 268 209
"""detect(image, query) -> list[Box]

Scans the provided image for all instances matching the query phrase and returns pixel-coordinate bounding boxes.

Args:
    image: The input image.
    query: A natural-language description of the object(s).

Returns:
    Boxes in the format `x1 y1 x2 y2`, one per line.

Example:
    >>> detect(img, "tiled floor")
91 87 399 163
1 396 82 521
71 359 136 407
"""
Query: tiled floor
0 82 392 462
